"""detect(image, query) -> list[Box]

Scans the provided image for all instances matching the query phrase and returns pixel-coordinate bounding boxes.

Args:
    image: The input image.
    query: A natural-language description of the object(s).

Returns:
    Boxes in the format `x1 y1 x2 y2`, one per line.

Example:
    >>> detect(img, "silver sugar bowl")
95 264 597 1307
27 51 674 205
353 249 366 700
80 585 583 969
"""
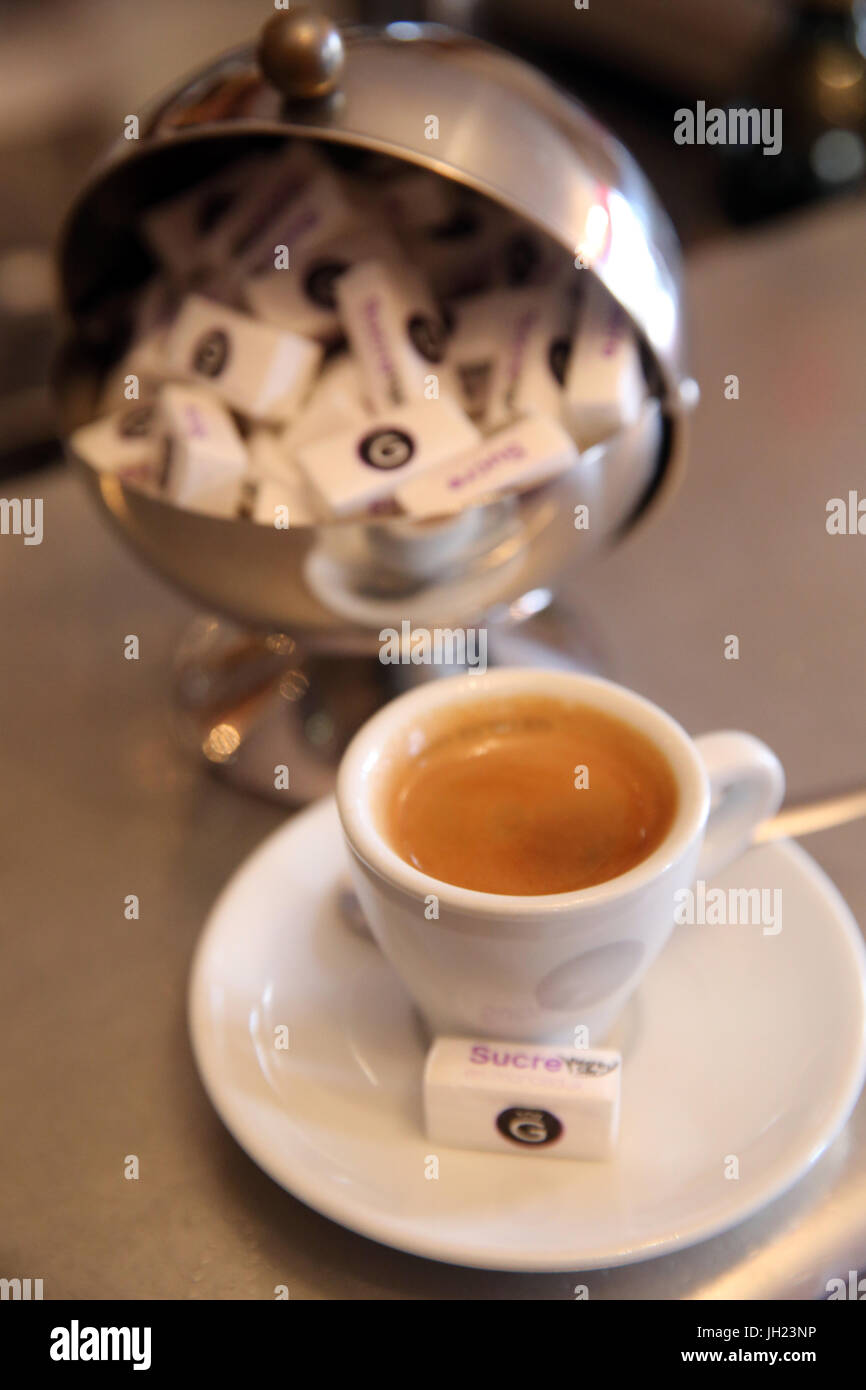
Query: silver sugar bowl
55 9 694 800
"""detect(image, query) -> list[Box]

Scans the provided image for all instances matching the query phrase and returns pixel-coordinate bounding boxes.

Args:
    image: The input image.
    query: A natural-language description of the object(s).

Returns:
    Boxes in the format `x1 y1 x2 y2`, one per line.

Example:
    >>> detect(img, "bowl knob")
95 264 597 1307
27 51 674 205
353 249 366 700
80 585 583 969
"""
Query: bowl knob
257 7 345 100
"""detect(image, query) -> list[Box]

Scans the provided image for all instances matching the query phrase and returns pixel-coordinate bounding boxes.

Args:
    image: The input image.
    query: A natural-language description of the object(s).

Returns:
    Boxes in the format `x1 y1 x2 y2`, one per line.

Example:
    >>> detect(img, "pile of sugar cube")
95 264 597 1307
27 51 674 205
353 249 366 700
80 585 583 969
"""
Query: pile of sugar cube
71 141 649 529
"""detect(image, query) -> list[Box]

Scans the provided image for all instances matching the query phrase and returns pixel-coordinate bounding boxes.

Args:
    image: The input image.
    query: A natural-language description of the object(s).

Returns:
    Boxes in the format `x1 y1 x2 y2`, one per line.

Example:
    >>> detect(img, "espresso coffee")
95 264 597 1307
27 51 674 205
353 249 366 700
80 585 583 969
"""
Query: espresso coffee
381 695 678 895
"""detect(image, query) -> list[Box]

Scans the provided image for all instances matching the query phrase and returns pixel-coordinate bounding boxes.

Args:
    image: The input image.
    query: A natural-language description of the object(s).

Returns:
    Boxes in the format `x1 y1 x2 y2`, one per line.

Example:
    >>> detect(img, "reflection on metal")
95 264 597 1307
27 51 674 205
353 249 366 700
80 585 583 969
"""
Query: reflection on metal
98 472 128 522
279 670 310 702
509 588 554 623
305 711 336 748
203 722 242 763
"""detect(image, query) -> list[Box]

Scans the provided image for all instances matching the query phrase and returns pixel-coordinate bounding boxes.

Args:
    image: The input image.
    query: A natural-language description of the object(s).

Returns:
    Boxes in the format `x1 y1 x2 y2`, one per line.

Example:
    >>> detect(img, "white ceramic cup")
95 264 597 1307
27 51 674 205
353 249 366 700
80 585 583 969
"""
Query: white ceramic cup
337 669 785 1044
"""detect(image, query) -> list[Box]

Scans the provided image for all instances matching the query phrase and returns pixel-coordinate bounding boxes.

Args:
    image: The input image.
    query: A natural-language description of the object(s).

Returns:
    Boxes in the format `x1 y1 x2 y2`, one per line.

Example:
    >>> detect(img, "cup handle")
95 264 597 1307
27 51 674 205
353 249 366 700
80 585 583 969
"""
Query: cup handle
693 732 785 880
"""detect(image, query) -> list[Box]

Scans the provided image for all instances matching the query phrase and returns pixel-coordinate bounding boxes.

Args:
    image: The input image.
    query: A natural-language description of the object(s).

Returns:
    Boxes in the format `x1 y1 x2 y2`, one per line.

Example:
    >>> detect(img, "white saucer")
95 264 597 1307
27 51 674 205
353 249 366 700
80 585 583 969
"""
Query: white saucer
188 797 866 1272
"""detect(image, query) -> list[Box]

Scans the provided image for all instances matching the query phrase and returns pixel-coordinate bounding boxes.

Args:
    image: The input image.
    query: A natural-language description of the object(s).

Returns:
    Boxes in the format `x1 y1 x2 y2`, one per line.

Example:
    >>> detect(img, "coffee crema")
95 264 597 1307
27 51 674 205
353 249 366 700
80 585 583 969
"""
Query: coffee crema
380 695 679 895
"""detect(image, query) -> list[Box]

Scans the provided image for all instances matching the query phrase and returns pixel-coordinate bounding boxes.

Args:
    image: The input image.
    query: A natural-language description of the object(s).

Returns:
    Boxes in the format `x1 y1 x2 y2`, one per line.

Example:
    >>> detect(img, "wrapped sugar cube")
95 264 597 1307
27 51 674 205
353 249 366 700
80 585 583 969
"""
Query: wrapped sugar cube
482 288 577 431
110 278 180 390
281 352 370 455
238 167 361 279
247 429 322 528
424 1038 621 1161
98 360 162 417
295 396 480 517
141 156 272 280
199 142 324 269
190 267 248 312
244 228 400 344
395 412 580 517
408 189 511 300
165 295 322 424
334 258 455 411
409 209 501 300
494 216 566 290
444 293 501 423
445 285 574 426
502 290 579 422
95 278 177 414
413 200 568 300
563 278 646 448
71 402 162 488
373 169 461 234
157 383 248 516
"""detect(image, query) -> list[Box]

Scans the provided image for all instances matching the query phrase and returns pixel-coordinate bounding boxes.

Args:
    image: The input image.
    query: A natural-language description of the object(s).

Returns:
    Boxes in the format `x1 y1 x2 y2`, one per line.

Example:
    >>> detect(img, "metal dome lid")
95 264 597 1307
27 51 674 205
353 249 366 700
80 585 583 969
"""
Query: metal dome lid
57 10 685 403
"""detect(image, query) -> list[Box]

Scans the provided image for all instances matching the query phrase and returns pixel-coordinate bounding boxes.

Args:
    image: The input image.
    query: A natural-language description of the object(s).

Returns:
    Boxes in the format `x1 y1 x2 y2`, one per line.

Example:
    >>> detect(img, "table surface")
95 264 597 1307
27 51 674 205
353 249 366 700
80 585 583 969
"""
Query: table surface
3 196 866 1301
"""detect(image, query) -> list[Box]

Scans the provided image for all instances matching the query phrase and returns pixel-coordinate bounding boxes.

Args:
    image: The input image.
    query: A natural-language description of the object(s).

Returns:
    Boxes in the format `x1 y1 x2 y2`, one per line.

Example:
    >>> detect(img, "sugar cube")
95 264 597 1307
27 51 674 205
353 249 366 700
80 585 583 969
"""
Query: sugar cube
157 383 248 515
295 396 480 517
71 402 162 486
200 143 324 269
141 157 271 279
281 352 370 455
165 295 322 423
244 228 400 344
424 1037 621 1161
483 288 576 431
247 428 322 528
334 258 454 411
563 278 646 448
396 412 579 516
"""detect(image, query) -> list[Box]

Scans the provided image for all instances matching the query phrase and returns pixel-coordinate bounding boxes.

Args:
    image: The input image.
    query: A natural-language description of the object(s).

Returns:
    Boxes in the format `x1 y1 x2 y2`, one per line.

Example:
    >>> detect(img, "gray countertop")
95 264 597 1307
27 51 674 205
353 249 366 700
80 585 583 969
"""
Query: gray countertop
2 196 865 1300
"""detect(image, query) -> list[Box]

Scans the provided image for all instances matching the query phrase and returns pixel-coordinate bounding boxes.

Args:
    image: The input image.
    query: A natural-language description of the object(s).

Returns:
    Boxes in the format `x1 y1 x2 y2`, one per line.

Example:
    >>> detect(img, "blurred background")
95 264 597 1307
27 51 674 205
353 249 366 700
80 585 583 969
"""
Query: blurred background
3 0 865 476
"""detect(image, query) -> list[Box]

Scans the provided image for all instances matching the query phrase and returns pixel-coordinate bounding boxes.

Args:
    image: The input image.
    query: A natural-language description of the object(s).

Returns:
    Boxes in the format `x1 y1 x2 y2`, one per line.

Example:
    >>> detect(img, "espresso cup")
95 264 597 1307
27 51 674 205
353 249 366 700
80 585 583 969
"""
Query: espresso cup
337 669 785 1044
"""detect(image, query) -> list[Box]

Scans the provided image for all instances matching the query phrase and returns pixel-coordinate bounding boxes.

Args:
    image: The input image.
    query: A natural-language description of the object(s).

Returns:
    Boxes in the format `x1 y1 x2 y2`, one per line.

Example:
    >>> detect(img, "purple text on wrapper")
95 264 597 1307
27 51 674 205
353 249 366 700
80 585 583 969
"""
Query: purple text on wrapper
361 294 402 404
504 308 540 400
447 443 526 491
469 1044 618 1077
182 405 209 439
248 208 324 273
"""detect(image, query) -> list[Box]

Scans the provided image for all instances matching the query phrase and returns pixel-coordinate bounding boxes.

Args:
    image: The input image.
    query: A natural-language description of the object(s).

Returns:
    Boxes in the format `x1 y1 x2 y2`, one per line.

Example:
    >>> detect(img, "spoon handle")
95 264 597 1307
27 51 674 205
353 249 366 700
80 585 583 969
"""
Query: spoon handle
755 789 866 843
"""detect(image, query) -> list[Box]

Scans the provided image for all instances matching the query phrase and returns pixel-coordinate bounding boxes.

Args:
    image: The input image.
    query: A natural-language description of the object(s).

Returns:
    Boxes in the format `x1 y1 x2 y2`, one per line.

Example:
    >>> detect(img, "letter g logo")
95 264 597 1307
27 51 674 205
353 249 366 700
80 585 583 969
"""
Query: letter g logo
358 428 415 470
496 1107 562 1147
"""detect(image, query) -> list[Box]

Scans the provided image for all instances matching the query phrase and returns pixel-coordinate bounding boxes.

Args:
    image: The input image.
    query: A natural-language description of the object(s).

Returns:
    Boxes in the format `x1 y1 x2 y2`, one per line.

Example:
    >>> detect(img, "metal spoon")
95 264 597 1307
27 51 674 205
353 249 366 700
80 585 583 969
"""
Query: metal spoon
755 789 866 843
